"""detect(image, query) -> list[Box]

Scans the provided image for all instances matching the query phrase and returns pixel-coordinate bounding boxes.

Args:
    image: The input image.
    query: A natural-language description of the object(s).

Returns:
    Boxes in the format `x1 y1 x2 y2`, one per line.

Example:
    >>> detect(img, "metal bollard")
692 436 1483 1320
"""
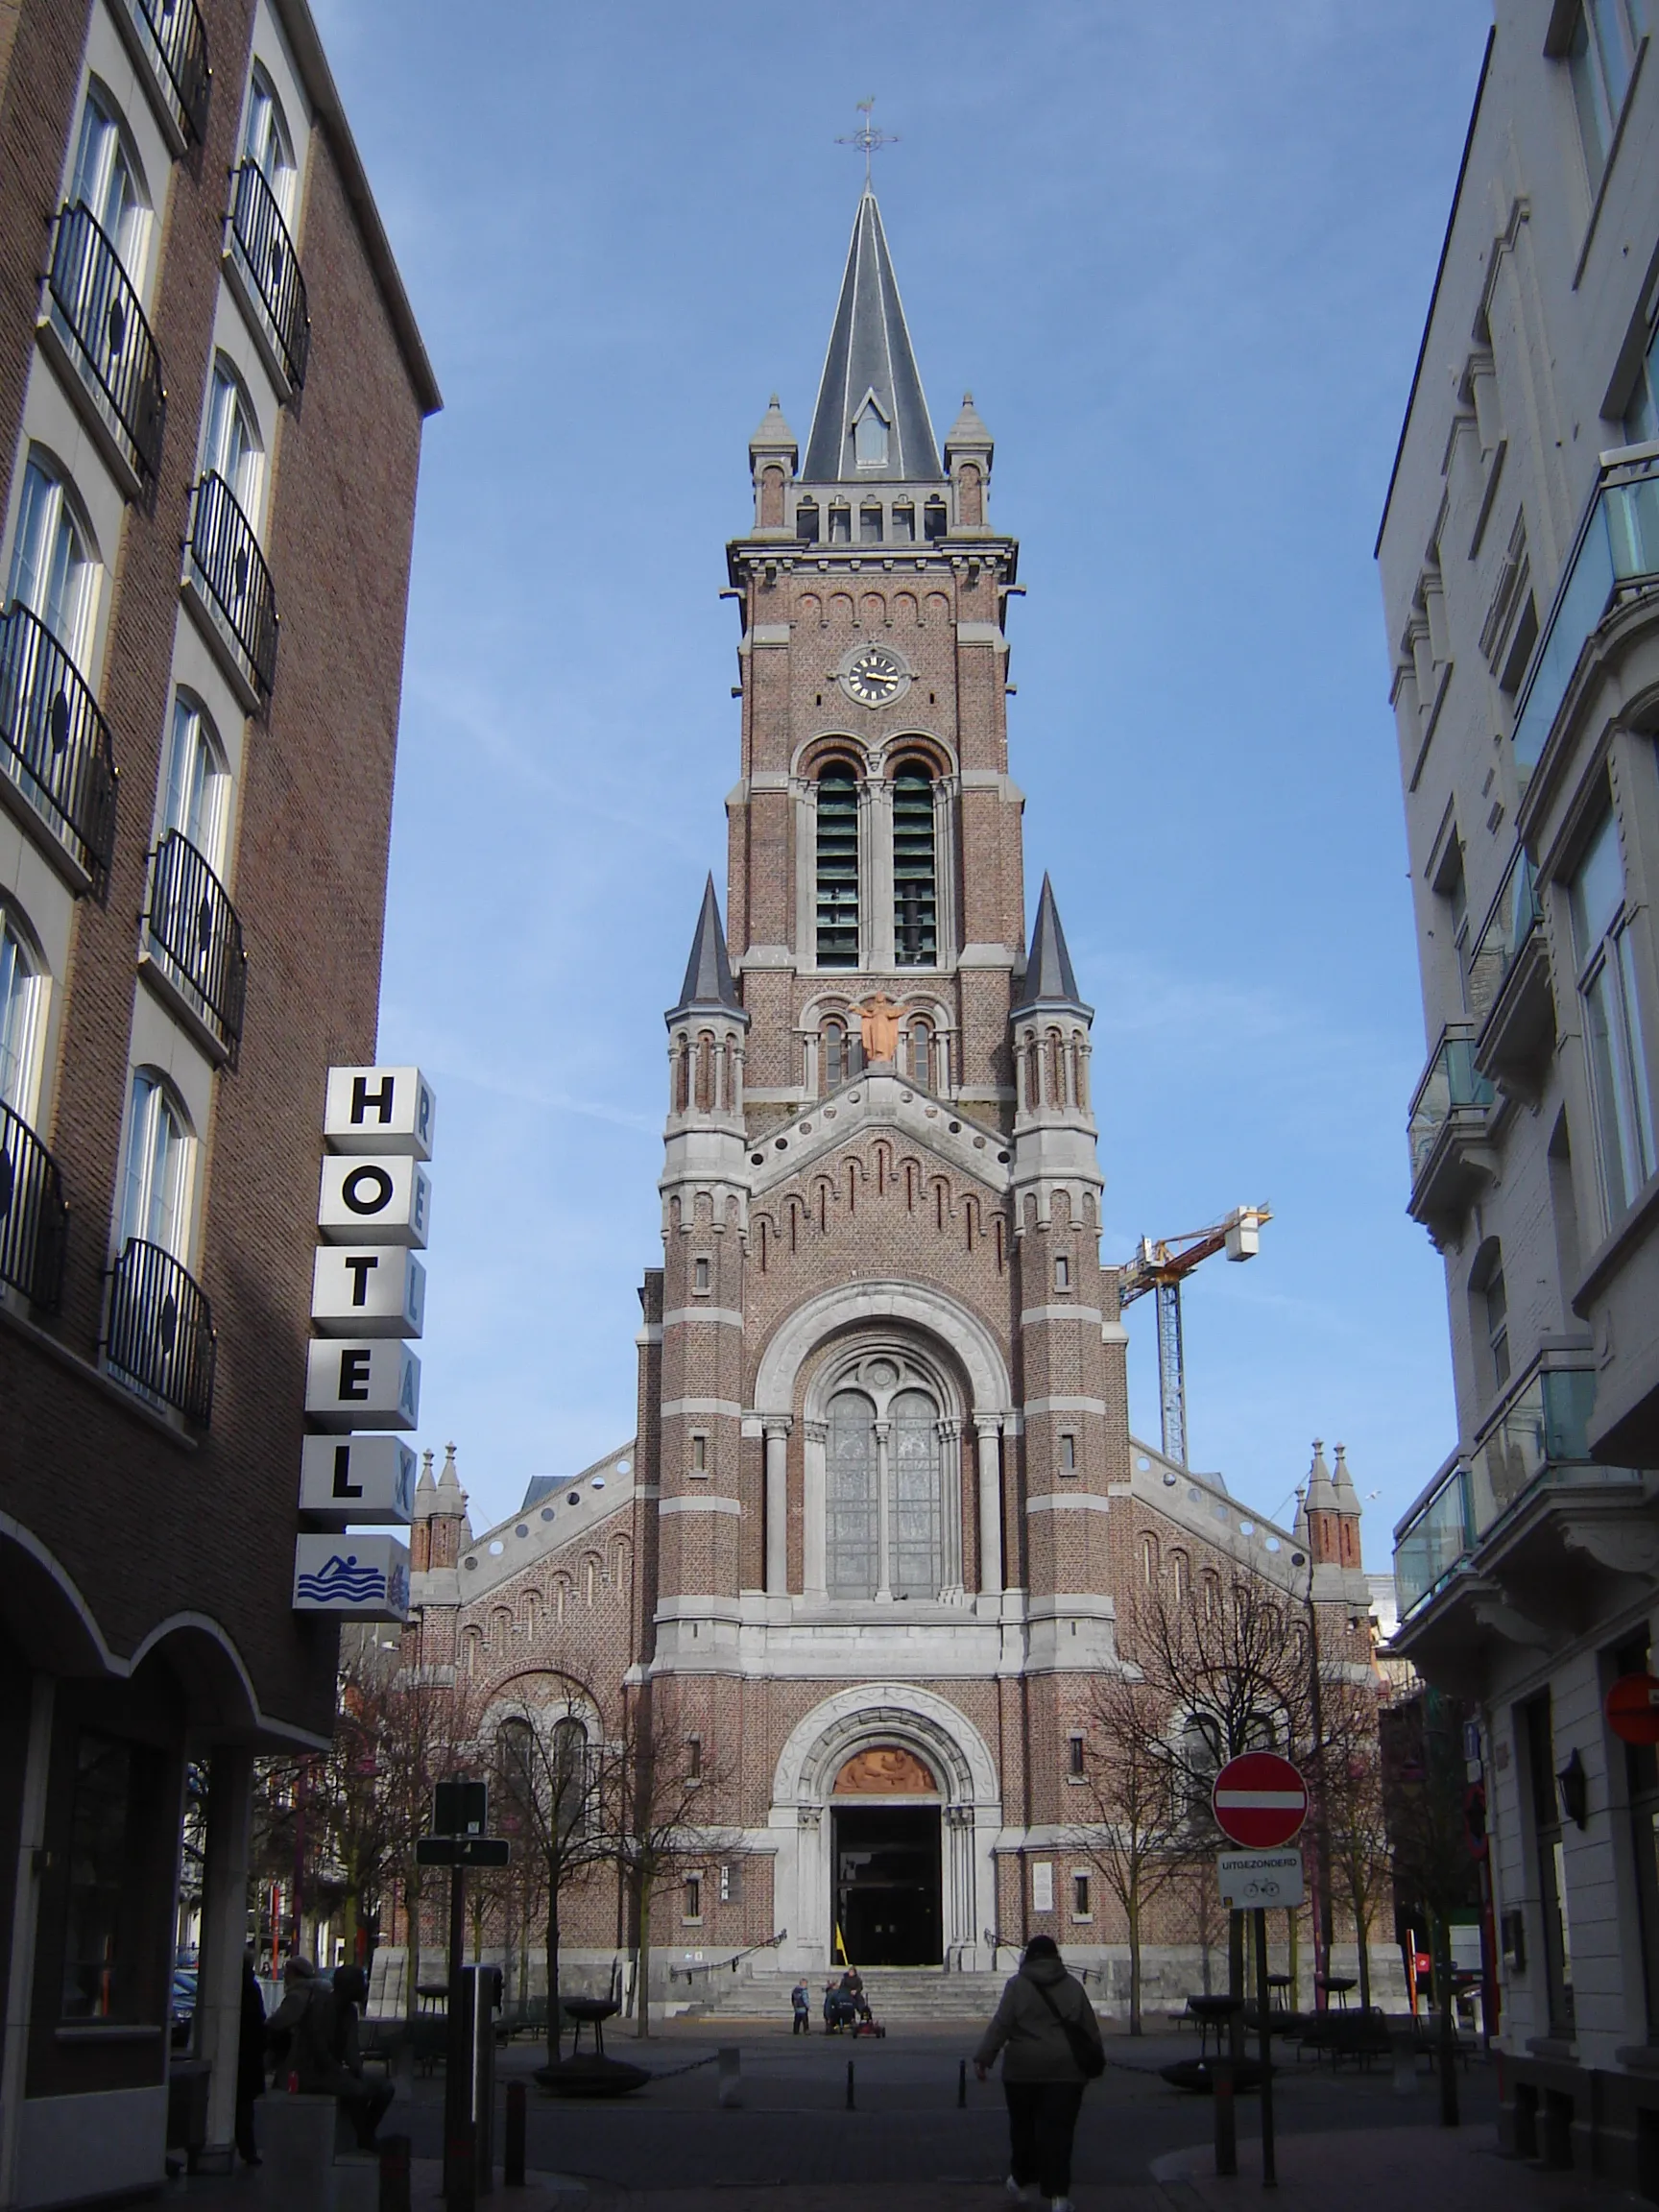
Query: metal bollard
957 2057 967 2109
717 2047 742 2109
846 2058 854 2109
378 2133 412 2212
503 2082 526 2188
1212 2059 1236 2178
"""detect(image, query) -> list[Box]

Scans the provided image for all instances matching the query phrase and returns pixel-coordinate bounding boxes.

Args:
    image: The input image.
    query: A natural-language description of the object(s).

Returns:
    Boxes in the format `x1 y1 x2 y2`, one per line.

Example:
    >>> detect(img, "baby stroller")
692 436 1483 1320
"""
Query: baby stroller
822 1981 859 2032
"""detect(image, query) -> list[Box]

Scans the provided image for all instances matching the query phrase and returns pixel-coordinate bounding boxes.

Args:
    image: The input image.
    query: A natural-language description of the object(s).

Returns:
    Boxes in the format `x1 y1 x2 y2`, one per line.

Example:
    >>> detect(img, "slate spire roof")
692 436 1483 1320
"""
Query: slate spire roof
804 187 942 484
669 875 745 1021
1015 875 1092 1016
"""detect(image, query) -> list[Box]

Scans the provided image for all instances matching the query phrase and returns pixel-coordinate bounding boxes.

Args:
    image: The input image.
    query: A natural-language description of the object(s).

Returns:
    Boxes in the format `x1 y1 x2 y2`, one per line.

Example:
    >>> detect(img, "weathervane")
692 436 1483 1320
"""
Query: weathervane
836 96 898 184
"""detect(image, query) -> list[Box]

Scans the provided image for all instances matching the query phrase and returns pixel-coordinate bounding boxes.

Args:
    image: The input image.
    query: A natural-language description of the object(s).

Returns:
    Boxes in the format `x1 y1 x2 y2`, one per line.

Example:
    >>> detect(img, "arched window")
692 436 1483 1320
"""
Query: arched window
892 766 936 968
907 1018 933 1093
203 358 263 520
243 65 298 219
8 455 96 661
1170 1551 1189 1607
1470 1237 1510 1397
162 695 230 871
0 907 47 1122
822 1017 849 1093
583 1555 598 1606
854 395 890 469
553 1575 569 1623
462 1626 481 1675
889 1388 943 1597
827 1390 878 1598
70 85 149 276
119 1070 193 1260
1141 1532 1160 1587
1201 1571 1219 1623
826 1377 945 1600
816 768 859 967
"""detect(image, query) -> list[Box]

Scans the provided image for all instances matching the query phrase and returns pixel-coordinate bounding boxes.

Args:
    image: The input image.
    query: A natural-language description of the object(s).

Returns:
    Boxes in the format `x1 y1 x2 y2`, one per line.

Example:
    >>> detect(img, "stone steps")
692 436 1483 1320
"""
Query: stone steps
690 1967 1012 2023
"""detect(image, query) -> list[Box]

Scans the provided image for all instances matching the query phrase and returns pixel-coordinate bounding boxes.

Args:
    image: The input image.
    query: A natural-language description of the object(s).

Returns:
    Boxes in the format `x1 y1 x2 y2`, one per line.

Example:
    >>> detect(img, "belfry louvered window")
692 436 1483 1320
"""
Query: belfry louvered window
815 767 859 967
893 766 937 967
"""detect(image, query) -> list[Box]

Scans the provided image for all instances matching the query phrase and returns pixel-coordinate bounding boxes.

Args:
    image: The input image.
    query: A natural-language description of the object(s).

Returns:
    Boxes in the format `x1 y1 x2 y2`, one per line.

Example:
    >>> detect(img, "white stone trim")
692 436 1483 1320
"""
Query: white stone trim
1026 1493 1112 1515
661 1309 744 1328
1024 1396 1108 1416
660 1398 744 1418
753 1279 1013 1420
659 1495 742 1517
1020 1307 1104 1326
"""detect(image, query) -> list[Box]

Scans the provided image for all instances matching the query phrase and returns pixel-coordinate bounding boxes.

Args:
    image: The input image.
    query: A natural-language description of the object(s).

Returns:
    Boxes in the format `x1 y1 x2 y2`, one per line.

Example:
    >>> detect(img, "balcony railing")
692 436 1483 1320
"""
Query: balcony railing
1513 451 1659 781
0 1099 67 1310
122 0 210 146
228 160 309 391
144 832 247 1060
105 1236 215 1422
186 472 277 700
47 203 167 486
0 603 118 895
1466 845 1542 1027
1394 1457 1472 1619
1407 1024 1494 1182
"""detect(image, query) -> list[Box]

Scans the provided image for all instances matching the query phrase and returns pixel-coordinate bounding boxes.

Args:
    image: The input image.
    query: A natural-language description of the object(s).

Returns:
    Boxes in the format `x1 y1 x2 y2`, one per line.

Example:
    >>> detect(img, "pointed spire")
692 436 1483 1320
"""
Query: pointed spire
413 1448 437 1521
1292 1485 1310 1549
749 394 798 468
668 875 746 1022
436 1442 466 1506
804 189 942 483
1332 1442 1361 1512
944 391 993 469
1305 1438 1336 1514
1015 876 1092 1015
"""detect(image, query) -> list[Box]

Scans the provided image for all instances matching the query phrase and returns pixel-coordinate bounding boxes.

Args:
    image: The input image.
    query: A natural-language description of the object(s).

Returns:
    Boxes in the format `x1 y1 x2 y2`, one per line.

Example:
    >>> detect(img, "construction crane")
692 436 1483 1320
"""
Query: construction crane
1117 1206 1272 1470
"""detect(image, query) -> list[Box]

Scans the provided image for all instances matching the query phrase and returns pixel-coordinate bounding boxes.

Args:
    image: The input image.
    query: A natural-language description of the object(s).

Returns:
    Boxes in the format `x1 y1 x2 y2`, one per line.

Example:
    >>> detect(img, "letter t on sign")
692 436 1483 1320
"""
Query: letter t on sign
345 1254 379 1307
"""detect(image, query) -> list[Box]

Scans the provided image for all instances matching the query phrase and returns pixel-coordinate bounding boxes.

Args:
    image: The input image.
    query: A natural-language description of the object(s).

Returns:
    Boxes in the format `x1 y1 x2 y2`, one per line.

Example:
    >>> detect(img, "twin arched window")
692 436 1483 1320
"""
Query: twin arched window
827 1384 943 1599
813 760 939 969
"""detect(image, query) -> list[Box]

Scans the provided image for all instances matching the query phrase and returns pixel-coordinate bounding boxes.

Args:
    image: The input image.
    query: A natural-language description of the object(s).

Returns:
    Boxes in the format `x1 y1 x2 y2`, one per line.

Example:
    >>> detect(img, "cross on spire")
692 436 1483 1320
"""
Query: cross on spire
835 96 898 184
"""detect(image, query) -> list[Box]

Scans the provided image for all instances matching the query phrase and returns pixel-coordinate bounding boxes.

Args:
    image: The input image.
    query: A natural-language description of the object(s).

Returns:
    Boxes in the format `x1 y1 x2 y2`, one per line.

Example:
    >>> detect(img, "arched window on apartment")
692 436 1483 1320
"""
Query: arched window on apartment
0 905 48 1125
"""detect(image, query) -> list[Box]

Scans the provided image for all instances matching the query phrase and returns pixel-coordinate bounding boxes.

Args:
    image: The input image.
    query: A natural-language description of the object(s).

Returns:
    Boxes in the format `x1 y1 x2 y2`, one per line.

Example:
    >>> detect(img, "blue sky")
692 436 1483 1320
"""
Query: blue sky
311 1 1494 1555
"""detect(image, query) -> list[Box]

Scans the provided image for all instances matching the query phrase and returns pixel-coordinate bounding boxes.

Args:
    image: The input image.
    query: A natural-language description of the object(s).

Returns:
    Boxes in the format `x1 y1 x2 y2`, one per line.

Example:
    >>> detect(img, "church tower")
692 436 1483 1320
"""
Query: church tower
634 181 1129 1975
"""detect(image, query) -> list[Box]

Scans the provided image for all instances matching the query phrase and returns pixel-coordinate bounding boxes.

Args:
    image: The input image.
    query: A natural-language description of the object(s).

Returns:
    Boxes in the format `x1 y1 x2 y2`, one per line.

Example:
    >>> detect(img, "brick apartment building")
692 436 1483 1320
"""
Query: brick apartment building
393 187 1381 2017
0 0 437 2201
1382 1 1659 2184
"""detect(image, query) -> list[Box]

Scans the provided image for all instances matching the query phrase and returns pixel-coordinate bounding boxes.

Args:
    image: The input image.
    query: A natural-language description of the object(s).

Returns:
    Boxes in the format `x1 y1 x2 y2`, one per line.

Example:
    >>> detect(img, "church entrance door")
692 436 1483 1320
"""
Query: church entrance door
832 1803 942 1966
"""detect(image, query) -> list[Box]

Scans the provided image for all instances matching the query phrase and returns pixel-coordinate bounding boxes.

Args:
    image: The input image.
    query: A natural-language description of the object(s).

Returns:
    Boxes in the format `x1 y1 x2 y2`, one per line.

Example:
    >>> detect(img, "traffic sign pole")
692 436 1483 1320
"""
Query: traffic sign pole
1255 1906 1276 2188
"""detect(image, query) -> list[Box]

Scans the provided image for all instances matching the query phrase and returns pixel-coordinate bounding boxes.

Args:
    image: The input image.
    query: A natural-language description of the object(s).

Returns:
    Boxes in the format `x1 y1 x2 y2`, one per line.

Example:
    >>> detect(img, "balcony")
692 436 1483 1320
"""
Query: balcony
183 472 277 707
1512 450 1659 785
1407 1022 1496 1241
105 1237 215 1423
43 203 166 493
0 603 118 897
226 160 309 395
1394 1455 1473 1619
1467 1365 1637 1534
142 832 248 1064
0 1100 67 1310
118 0 210 150
1468 844 1554 1092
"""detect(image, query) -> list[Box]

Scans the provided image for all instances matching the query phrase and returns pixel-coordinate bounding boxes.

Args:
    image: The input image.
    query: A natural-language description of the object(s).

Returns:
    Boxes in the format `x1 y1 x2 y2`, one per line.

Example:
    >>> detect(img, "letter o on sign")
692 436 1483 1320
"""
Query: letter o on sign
343 1165 394 1216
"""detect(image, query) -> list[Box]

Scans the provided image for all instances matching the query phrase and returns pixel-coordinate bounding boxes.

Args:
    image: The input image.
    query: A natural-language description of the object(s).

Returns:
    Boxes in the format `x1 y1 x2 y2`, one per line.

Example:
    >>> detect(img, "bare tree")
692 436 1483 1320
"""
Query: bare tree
494 1678 619 2063
1060 1671 1190 2033
1320 1676 1393 2014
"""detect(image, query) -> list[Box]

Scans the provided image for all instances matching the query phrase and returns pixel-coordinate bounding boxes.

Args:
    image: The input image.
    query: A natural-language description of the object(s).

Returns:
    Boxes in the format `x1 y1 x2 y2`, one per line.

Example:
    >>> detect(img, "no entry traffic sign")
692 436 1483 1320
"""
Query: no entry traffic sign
1607 1673 1659 1746
1212 1751 1309 1849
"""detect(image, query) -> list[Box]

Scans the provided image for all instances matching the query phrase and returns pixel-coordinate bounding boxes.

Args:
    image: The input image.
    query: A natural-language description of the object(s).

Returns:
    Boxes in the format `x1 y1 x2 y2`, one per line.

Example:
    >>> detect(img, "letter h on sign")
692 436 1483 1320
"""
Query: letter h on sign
325 1066 437 1160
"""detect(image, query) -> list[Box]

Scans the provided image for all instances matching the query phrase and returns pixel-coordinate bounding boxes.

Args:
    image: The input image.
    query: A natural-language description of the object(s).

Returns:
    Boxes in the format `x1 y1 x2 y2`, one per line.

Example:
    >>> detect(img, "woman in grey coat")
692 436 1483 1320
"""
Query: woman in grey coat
974 1936 1103 2212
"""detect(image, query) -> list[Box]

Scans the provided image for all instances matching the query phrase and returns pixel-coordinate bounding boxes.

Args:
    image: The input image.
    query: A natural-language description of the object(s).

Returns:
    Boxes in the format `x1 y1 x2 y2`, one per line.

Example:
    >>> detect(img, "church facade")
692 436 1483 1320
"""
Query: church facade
400 188 1375 1992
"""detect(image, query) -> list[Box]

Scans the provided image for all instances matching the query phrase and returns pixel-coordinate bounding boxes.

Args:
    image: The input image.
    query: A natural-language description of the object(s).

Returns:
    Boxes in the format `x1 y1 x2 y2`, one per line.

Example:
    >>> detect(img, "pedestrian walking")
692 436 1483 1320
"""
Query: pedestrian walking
234 1952 268 2166
790 1981 811 2034
974 1936 1104 2212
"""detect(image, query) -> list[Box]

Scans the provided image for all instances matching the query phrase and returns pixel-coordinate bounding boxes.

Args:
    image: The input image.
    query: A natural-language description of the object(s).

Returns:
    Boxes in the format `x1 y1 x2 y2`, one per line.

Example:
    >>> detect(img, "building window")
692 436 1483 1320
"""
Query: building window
859 501 883 542
1068 1732 1085 1778
891 502 915 542
892 765 937 967
816 768 860 967
1523 1693 1575 2033
8 456 96 663
1201 1571 1219 1622
1570 805 1655 1224
690 1433 708 1475
1059 1432 1077 1475
924 495 948 542
827 1383 944 1599
1142 1532 1159 1587
829 502 851 544
1054 1254 1070 1290
0 906 47 1123
243 64 298 220
162 695 230 872
119 1070 193 1260
203 358 264 521
719 1861 741 1904
854 396 890 469
1562 0 1646 193
1440 839 1471 1014
687 1735 702 1780
684 1873 703 1922
822 1016 851 1091
1071 1873 1092 1919
1170 1551 1189 1605
693 1256 710 1294
70 86 150 279
796 498 820 544
1612 1637 1659 2040
60 1732 148 2021
908 1018 933 1093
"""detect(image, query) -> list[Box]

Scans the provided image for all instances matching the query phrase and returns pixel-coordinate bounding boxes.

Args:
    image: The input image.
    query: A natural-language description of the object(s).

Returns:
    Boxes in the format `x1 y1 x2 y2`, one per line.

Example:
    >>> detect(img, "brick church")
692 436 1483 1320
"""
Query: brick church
398 185 1375 1998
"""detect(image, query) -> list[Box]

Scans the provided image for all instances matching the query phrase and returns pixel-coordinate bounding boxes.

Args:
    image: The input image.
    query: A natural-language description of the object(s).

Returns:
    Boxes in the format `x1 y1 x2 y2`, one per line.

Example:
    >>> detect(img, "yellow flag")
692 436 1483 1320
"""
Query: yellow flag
833 1922 848 1964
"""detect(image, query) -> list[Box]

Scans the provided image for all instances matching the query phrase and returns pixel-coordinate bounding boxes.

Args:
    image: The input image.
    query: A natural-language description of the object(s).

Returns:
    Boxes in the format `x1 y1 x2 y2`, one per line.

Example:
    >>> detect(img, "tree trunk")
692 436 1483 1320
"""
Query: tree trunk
1353 1887 1373 2014
545 1882 563 2066
1127 1881 1142 2036
634 1872 652 2039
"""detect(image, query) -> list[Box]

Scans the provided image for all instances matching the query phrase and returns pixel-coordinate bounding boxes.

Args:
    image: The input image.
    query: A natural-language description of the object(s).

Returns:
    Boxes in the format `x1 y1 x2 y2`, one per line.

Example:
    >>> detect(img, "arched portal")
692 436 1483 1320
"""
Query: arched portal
831 1743 942 1964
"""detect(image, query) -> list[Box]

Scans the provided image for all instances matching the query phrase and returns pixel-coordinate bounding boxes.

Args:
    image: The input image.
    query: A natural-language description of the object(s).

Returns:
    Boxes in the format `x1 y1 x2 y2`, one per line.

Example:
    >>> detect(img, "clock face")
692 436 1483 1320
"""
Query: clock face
841 644 907 708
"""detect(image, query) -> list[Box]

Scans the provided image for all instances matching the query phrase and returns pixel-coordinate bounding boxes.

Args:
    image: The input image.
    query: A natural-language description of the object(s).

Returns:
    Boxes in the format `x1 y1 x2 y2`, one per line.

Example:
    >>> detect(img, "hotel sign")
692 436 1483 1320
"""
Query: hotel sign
294 1065 436 1621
